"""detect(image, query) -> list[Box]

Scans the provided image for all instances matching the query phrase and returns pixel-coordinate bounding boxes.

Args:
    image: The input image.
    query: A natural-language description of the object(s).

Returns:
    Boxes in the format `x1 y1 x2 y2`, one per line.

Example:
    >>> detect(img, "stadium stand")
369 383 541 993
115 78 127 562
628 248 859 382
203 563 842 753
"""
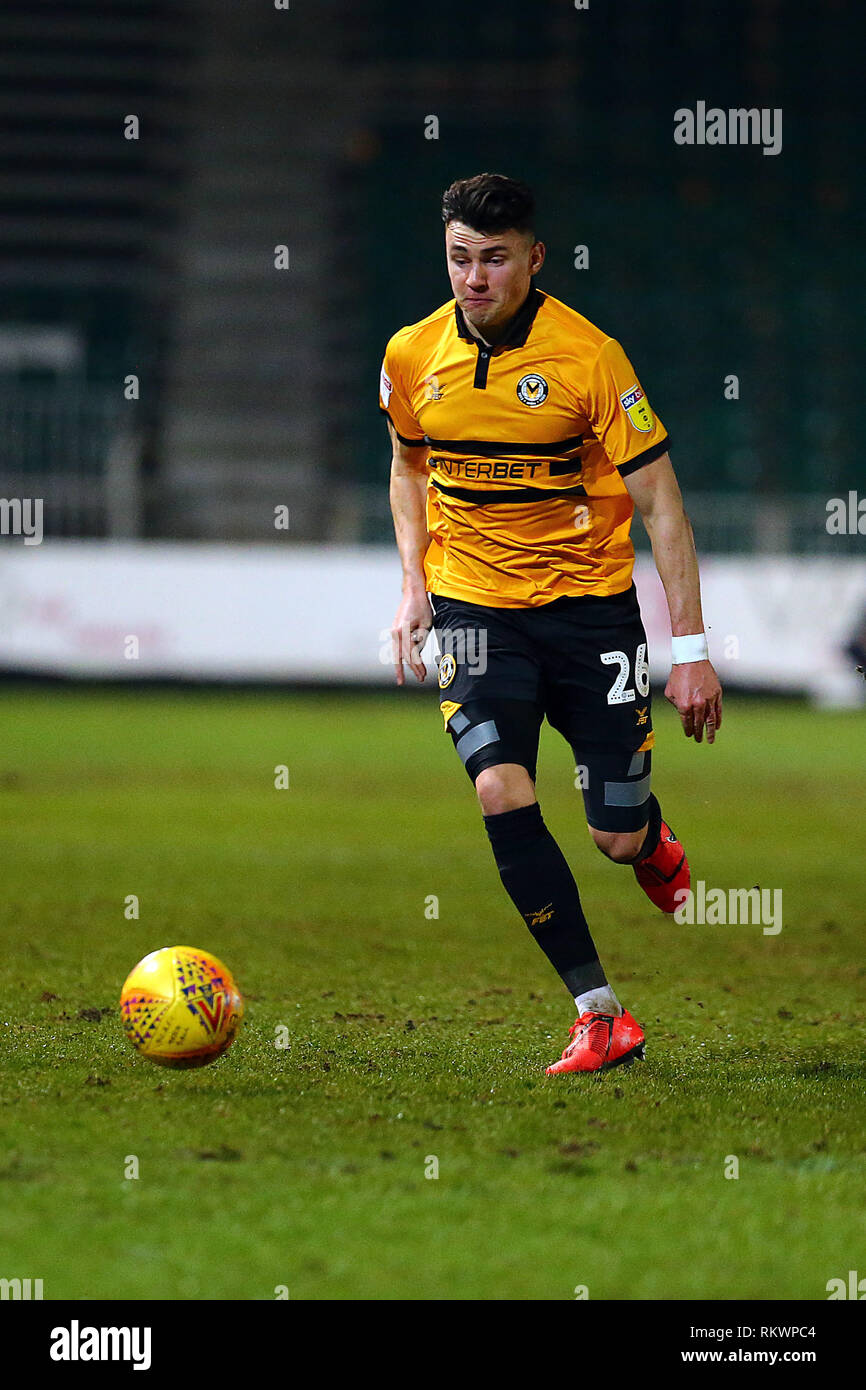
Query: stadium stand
0 0 862 553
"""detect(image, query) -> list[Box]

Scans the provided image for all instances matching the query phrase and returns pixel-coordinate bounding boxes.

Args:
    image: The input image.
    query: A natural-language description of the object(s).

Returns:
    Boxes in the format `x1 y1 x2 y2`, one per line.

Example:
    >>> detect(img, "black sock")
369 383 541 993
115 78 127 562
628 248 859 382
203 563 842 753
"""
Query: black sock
631 793 662 864
483 802 606 997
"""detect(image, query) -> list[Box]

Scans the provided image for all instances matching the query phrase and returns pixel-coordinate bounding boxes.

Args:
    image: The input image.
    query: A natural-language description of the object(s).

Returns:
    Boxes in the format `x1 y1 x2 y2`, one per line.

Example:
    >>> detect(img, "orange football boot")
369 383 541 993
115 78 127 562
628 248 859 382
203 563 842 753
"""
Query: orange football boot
545 1008 645 1075
633 819 690 914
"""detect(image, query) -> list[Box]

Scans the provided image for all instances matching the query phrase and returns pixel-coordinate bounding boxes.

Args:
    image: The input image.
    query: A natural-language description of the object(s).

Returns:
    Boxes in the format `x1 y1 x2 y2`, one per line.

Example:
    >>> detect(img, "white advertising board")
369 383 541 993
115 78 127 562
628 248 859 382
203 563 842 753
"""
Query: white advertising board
0 543 863 698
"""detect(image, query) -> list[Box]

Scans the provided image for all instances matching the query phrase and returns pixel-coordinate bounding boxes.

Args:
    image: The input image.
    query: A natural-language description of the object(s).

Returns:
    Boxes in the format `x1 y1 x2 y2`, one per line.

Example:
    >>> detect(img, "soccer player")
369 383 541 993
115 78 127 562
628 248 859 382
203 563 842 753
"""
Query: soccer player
382 173 722 1075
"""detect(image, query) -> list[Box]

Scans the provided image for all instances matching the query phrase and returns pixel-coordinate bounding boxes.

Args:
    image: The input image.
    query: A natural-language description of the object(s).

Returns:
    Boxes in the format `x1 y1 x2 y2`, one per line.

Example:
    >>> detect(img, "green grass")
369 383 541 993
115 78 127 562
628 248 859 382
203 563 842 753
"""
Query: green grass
1 687 864 1300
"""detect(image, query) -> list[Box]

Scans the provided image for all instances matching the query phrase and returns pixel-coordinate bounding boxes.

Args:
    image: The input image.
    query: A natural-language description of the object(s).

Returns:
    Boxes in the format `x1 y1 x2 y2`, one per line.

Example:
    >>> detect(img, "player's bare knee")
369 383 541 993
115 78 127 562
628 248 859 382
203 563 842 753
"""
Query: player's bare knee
476 764 536 817
589 825 646 863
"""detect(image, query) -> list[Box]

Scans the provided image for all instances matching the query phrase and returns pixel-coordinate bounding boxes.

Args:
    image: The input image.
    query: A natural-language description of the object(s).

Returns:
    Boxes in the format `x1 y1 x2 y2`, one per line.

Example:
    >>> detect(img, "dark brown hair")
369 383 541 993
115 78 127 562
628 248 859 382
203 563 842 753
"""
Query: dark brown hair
441 173 536 238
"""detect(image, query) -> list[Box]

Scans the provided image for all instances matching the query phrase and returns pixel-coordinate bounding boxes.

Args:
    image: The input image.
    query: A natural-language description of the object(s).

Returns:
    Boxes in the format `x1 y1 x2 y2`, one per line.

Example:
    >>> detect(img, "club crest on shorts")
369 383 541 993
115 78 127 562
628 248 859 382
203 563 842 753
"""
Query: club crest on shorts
619 383 654 432
437 653 457 689
516 372 549 407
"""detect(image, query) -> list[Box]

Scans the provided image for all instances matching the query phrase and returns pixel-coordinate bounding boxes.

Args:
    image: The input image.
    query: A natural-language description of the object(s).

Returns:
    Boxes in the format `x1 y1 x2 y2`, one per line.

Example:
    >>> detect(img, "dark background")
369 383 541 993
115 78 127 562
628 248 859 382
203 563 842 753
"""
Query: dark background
0 0 861 548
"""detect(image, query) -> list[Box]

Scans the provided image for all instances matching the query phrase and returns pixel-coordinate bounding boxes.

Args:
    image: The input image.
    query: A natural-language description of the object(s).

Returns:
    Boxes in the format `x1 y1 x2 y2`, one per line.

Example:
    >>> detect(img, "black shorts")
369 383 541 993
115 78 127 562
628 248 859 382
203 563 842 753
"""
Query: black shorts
430 585 654 833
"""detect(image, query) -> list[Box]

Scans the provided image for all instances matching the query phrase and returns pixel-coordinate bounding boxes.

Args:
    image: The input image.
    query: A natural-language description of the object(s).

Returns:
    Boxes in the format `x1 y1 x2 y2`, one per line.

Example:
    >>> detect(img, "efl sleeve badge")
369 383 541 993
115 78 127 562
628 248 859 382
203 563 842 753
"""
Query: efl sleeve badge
619 383 654 432
379 361 393 408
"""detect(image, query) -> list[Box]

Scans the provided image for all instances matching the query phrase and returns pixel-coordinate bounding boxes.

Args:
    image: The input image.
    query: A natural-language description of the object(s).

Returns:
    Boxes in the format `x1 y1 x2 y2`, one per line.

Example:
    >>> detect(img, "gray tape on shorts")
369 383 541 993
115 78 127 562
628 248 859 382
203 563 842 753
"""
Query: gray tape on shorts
627 750 646 777
604 772 652 807
455 720 499 764
448 710 471 735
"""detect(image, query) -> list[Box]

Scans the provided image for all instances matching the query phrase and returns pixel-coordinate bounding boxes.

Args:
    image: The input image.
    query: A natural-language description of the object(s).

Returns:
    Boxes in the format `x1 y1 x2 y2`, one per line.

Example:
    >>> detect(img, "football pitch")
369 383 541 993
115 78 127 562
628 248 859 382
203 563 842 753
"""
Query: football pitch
1 686 863 1301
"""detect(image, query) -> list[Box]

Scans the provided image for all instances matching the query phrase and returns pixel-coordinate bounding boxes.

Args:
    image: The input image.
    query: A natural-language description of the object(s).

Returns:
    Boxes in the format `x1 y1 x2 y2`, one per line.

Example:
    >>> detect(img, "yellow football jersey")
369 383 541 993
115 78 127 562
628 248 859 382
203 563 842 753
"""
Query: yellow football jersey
380 288 670 607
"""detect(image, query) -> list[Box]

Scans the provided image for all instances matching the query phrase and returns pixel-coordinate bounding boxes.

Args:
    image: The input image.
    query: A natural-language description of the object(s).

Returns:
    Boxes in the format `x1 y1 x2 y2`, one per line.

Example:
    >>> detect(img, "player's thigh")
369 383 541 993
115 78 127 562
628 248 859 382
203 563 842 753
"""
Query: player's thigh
444 698 544 786
429 593 544 783
575 744 654 835
543 587 654 833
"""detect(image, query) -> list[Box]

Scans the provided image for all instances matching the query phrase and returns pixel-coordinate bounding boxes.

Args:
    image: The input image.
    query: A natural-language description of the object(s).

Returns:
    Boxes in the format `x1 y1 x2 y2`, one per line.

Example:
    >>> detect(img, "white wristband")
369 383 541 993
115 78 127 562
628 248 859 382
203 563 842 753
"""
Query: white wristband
671 633 708 664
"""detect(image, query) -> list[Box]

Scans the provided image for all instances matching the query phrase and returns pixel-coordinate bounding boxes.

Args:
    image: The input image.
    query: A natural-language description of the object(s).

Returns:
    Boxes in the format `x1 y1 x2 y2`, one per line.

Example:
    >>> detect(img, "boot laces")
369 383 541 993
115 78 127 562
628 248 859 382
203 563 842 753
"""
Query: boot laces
566 1013 612 1060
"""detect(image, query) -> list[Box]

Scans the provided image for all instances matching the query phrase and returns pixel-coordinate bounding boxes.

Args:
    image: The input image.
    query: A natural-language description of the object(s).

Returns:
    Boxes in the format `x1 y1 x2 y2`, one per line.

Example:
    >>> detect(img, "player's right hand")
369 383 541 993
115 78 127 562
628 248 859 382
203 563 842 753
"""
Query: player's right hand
391 588 433 685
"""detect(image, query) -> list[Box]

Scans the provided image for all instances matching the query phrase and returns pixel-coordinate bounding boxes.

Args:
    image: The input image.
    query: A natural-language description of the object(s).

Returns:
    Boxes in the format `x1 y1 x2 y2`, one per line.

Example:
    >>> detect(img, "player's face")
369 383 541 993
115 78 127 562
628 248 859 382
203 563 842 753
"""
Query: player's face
445 223 545 340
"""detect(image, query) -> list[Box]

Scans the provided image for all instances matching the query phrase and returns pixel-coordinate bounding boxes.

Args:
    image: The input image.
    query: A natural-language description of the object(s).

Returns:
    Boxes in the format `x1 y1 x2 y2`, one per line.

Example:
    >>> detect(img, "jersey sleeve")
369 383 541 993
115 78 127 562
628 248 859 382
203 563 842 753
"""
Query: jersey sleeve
584 337 671 476
379 337 426 445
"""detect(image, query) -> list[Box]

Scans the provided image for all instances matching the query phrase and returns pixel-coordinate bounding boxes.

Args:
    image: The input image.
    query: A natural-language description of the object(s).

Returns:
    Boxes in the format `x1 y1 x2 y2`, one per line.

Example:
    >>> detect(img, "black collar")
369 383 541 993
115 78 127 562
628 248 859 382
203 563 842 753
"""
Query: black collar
454 286 544 350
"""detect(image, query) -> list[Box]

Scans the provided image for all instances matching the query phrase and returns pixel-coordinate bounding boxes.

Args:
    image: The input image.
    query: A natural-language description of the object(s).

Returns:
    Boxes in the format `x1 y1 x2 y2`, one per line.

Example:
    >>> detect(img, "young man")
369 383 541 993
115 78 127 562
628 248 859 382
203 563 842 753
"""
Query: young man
381 173 722 1075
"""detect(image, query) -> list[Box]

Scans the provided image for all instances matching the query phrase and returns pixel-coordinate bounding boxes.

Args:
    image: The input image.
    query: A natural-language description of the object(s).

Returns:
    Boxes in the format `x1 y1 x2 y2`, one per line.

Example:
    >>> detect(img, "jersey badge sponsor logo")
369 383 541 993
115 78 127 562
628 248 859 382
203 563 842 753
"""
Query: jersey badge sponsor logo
424 374 445 401
379 362 392 407
516 372 549 407
437 653 457 689
620 383 654 432
635 705 649 726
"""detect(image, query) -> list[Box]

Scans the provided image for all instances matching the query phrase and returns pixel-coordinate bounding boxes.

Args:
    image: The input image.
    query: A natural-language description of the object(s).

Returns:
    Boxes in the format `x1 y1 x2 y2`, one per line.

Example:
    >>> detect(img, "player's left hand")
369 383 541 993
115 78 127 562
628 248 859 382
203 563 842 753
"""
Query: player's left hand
664 660 723 744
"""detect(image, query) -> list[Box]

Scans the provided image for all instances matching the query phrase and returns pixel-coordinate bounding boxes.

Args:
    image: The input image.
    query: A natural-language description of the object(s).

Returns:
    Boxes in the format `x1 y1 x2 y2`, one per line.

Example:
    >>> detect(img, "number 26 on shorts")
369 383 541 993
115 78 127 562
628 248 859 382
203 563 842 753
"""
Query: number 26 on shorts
601 644 650 705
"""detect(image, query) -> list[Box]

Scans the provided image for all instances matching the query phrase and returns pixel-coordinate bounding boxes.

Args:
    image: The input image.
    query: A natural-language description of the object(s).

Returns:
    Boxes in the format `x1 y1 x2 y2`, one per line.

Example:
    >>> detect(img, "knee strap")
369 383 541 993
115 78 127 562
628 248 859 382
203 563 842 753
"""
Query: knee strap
443 699 541 784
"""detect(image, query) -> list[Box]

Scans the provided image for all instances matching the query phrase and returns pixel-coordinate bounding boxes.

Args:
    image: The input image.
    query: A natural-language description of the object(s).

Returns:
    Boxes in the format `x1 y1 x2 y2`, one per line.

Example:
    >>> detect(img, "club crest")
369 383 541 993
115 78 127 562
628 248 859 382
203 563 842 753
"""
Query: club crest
516 372 549 407
437 653 457 689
